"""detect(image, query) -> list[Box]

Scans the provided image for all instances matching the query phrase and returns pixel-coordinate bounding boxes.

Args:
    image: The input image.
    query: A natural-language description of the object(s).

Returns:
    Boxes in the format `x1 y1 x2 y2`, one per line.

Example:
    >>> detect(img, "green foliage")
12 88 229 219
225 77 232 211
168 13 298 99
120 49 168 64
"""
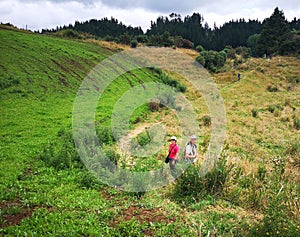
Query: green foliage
79 170 104 189
136 34 148 43
38 129 82 170
174 157 233 200
0 75 20 89
202 115 212 126
157 71 186 92
247 34 260 55
196 45 205 52
130 39 138 48
147 32 174 47
293 116 300 130
118 33 131 45
136 131 151 147
236 46 252 58
182 39 194 49
198 50 227 72
195 55 205 66
256 7 290 56
223 46 236 59
56 29 83 39
267 84 278 92
251 108 259 117
285 140 300 167
96 126 115 145
267 104 283 113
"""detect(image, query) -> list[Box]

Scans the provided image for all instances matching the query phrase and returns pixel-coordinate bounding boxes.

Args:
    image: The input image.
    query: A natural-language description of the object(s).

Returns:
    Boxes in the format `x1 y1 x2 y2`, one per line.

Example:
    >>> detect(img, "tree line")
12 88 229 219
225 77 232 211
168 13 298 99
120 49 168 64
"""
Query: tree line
41 7 300 58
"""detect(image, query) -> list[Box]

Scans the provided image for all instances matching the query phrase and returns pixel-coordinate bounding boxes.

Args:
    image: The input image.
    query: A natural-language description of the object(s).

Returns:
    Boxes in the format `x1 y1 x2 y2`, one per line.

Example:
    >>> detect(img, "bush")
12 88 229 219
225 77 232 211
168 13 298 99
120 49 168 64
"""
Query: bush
102 35 115 42
174 157 233 200
285 140 300 167
173 35 184 48
196 55 205 66
136 35 148 43
97 126 115 145
267 104 283 113
118 33 131 45
251 109 258 118
236 46 251 59
293 117 300 130
267 84 278 92
198 50 227 72
148 100 160 112
196 45 204 52
0 75 20 89
223 46 236 59
202 115 212 126
130 40 138 48
38 129 82 170
79 171 103 189
59 29 82 39
182 39 194 49
158 72 186 92
136 131 151 147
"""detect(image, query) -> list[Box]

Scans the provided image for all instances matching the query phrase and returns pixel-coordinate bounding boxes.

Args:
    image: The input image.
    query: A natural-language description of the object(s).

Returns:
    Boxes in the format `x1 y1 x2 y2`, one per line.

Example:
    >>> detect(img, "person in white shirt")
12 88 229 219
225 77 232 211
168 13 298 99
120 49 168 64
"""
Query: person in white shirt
184 135 198 165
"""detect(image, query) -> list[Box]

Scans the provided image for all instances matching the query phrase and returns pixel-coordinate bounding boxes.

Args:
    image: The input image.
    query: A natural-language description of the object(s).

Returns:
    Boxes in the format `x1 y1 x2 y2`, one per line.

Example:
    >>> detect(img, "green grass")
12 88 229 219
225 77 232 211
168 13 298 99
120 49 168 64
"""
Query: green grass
1 27 300 236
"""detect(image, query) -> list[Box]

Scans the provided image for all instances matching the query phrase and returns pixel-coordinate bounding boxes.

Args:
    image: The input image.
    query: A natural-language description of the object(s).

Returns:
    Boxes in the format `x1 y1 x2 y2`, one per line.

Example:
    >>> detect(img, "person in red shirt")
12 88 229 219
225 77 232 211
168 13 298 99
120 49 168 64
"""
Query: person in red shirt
168 136 180 176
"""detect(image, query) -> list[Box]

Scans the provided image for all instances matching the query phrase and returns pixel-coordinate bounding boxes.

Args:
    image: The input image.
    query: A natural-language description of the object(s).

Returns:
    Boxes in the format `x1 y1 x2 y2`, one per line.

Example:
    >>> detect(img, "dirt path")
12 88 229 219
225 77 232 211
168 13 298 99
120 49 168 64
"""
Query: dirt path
118 122 162 156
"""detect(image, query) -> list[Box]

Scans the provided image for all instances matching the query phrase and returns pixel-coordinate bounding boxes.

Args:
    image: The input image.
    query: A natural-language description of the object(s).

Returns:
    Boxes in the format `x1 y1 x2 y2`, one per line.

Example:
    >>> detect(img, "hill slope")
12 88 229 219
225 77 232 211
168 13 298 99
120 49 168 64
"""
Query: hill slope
0 28 300 236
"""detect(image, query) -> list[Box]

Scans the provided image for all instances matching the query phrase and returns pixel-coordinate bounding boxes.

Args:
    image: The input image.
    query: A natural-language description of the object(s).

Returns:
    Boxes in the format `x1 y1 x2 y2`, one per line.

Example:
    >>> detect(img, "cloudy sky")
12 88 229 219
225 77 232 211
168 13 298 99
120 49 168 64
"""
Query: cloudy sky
0 0 299 31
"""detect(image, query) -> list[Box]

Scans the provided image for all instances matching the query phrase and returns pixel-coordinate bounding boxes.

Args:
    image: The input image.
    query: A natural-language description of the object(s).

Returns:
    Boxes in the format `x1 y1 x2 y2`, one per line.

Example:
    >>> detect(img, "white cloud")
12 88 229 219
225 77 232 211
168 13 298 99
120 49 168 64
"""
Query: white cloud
0 0 299 31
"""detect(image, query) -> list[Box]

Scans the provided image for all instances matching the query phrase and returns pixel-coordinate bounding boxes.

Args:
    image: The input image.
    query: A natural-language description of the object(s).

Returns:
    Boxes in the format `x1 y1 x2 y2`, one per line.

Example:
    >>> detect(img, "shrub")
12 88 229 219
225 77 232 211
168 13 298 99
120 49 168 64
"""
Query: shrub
223 46 236 59
251 109 258 118
174 157 233 200
202 115 212 126
236 46 251 59
196 55 205 66
182 39 194 49
267 84 278 92
102 35 115 42
136 35 148 43
38 129 82 170
158 72 186 92
293 117 300 130
199 50 227 72
148 100 160 112
130 40 138 48
79 171 103 189
136 131 151 147
196 45 204 52
103 145 120 165
97 126 115 145
267 104 283 113
285 140 300 167
59 29 82 39
173 35 184 48
0 75 20 89
118 33 131 45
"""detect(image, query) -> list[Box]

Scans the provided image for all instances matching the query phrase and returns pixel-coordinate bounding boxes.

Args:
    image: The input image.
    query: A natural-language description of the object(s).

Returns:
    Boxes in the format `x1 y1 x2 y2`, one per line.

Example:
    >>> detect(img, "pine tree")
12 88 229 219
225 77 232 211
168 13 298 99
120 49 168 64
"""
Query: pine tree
256 7 289 56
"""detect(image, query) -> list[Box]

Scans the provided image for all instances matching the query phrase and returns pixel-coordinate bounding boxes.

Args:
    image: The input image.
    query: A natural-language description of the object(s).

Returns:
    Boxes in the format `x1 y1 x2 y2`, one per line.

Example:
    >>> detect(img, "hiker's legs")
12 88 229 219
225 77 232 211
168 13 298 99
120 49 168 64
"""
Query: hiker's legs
169 159 177 178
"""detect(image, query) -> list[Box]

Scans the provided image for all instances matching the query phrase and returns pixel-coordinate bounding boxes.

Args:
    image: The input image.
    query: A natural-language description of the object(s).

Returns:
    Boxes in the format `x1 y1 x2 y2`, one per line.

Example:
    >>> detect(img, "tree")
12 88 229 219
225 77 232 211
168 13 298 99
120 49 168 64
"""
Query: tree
256 7 289 56
130 40 138 48
247 34 260 55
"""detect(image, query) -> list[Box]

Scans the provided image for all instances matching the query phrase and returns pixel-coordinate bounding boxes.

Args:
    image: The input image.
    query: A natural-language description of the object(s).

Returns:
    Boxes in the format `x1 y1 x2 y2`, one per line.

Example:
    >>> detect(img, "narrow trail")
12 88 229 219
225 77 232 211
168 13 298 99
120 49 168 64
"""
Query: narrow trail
118 122 163 157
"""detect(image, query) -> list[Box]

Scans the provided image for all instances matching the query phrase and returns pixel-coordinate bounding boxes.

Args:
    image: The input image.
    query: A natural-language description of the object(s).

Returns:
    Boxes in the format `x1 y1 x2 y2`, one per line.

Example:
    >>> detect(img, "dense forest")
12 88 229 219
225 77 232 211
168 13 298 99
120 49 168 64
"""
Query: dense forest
41 8 300 57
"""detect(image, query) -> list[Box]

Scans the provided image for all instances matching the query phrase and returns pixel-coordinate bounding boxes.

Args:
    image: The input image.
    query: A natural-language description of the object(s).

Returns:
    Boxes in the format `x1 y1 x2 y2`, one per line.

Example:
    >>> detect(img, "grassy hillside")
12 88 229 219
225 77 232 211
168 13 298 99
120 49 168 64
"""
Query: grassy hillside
0 27 299 236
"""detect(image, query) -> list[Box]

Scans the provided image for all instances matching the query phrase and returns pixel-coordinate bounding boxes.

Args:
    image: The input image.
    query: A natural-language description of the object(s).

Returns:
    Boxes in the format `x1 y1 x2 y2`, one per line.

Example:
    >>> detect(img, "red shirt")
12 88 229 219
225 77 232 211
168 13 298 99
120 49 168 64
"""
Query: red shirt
168 144 179 159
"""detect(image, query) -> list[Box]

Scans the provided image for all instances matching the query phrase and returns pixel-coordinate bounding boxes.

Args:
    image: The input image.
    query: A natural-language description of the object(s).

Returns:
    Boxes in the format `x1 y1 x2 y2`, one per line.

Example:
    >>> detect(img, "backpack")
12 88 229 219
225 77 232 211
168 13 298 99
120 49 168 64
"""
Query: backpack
183 142 197 161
